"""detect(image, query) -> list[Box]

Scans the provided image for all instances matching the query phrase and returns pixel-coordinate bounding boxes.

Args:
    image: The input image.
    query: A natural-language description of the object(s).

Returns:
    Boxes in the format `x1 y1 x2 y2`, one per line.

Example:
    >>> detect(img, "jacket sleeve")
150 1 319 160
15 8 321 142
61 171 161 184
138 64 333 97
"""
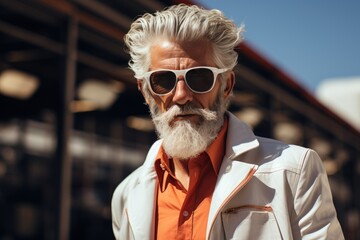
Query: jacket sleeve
292 149 344 240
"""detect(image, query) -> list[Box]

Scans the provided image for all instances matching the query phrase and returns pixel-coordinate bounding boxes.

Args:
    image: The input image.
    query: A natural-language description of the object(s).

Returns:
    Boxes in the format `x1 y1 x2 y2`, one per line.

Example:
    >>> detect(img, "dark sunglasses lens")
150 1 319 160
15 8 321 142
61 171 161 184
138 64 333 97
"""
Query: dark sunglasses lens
186 68 214 92
150 71 176 94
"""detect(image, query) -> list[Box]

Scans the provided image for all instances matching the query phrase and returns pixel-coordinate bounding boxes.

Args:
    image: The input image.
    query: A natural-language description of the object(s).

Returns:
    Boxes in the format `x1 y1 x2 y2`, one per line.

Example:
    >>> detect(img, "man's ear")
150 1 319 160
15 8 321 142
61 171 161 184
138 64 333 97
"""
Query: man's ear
223 71 235 98
137 79 150 105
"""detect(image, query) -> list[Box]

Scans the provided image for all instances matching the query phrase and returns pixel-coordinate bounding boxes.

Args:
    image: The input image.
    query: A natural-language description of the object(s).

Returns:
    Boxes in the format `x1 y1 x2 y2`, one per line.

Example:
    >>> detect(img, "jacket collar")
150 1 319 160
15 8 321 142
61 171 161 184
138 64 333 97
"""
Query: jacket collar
224 111 260 160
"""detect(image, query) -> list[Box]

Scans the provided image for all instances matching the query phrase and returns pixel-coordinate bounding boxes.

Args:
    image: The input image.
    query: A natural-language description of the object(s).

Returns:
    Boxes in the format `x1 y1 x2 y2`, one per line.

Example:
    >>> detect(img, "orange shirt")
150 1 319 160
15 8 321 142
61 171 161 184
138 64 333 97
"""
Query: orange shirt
154 117 228 240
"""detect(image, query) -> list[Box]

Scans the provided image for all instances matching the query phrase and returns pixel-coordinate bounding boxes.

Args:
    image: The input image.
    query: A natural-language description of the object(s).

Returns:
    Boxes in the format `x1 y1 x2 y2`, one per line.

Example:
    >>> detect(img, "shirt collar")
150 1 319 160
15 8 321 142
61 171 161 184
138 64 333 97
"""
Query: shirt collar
154 147 172 192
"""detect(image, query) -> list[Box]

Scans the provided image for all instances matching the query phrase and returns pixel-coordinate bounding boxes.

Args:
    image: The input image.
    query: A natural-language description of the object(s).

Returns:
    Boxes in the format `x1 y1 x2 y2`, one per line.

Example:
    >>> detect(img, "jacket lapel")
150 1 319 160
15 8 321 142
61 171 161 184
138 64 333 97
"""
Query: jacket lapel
206 113 260 239
126 140 162 240
206 160 258 238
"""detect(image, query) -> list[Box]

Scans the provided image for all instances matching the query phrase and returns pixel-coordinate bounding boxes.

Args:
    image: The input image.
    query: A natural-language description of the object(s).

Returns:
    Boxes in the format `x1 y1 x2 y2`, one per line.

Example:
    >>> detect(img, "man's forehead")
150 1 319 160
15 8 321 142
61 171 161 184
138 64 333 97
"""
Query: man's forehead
148 40 216 71
150 39 213 58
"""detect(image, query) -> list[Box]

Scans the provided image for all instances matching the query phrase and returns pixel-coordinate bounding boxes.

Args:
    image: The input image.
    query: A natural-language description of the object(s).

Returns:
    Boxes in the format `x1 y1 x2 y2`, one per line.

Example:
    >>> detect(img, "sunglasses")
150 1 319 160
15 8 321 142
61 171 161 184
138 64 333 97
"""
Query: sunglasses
142 66 228 96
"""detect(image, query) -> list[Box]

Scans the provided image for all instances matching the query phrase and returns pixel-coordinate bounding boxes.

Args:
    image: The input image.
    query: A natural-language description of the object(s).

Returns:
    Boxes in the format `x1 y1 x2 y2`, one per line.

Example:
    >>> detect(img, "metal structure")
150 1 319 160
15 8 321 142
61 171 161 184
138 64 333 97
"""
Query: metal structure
0 0 359 239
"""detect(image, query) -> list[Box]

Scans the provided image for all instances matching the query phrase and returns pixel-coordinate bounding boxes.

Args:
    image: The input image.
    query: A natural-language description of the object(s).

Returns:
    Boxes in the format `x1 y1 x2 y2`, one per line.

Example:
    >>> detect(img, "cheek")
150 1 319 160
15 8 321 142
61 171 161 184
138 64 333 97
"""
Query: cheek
195 95 215 109
153 95 171 112
202 86 222 107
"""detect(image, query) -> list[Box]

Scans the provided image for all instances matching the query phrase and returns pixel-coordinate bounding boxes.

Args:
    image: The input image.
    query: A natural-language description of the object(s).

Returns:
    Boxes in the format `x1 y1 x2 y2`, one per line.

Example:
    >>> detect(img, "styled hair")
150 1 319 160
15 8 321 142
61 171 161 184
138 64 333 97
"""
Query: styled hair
124 4 245 79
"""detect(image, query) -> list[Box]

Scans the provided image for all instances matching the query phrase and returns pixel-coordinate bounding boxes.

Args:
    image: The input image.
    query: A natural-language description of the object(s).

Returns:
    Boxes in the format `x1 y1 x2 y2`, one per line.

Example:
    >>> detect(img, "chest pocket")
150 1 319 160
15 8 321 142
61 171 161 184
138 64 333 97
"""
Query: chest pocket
221 205 282 240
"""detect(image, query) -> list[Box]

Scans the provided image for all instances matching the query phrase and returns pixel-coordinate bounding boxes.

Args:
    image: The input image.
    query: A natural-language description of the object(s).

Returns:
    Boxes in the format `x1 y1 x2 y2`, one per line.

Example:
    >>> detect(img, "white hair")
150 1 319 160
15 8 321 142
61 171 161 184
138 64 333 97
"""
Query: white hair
124 4 245 79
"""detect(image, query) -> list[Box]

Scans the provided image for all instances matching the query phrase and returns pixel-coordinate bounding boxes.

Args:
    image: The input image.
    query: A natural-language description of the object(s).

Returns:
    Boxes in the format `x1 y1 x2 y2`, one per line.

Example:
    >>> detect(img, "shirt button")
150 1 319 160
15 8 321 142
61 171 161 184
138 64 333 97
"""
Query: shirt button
225 165 232 173
183 211 189 217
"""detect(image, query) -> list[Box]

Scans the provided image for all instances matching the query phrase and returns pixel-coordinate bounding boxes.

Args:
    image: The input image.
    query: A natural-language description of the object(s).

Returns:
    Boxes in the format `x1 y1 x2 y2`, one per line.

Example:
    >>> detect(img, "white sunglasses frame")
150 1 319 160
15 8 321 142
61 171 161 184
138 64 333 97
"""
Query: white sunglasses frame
142 66 228 96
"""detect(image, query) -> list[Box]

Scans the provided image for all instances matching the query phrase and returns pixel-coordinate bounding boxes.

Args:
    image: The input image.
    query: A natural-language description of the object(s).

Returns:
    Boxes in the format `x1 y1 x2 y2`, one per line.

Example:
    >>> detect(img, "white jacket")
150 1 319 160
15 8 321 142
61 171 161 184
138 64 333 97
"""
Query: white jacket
112 112 344 240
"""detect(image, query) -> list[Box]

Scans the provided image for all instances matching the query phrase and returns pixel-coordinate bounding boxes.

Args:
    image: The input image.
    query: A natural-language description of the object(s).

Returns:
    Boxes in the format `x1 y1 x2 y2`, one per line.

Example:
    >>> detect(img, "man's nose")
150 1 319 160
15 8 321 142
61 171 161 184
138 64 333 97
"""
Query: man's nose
172 78 193 105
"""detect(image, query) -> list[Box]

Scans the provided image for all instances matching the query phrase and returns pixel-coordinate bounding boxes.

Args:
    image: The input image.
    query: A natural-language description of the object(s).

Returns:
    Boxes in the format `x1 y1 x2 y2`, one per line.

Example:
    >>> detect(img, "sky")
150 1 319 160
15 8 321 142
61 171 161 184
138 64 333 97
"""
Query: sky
196 0 360 93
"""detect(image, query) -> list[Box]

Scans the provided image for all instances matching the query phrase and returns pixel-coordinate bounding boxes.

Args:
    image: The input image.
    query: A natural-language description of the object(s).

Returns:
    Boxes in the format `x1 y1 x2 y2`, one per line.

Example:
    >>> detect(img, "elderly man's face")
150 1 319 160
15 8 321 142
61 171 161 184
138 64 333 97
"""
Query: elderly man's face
137 39 234 159
145 39 228 125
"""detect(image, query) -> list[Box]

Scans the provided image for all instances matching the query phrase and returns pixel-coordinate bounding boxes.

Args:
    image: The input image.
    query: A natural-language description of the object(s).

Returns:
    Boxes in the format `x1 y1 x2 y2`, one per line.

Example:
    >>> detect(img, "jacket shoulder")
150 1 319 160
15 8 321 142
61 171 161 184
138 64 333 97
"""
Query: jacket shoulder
254 137 320 174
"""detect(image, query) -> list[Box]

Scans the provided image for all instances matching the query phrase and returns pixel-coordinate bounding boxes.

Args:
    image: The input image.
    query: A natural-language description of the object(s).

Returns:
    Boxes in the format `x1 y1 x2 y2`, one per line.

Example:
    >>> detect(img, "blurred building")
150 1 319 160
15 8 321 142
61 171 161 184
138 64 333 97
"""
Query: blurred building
0 0 359 239
317 76 360 131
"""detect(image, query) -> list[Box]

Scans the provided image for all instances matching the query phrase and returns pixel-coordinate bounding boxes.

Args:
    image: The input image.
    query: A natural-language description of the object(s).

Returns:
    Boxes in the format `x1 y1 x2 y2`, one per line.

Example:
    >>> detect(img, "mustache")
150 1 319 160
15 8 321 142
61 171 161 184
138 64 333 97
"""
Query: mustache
152 104 217 124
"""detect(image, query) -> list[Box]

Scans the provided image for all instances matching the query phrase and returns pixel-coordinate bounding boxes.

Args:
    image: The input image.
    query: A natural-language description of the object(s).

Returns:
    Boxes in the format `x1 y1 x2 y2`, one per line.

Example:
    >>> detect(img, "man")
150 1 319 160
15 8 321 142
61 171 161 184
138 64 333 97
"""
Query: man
112 4 344 240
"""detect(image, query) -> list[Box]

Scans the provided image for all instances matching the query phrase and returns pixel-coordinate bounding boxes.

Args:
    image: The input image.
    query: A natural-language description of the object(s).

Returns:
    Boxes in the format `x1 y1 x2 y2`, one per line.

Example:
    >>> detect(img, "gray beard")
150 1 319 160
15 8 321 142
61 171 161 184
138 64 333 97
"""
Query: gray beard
148 90 226 160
